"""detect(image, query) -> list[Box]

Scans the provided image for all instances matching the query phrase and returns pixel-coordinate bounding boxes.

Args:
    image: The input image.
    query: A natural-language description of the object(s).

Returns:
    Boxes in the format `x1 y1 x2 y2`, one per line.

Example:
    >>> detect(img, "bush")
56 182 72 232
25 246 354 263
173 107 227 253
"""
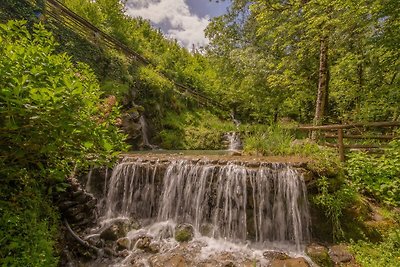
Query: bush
0 20 127 266
351 229 400 267
313 177 357 241
346 140 400 206
243 125 294 155
0 20 127 178
0 185 59 267
242 125 340 173
159 110 235 150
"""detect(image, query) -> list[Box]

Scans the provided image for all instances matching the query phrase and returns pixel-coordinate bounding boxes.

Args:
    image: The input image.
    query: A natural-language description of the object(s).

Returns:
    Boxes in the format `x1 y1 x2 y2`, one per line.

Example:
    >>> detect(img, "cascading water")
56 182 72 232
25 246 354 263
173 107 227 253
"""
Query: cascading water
99 158 310 250
226 132 242 151
138 115 155 149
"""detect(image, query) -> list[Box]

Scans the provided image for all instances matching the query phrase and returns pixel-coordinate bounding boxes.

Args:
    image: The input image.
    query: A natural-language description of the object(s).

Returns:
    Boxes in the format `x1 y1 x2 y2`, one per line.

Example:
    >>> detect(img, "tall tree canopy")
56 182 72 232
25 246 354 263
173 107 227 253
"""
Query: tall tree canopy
206 0 399 124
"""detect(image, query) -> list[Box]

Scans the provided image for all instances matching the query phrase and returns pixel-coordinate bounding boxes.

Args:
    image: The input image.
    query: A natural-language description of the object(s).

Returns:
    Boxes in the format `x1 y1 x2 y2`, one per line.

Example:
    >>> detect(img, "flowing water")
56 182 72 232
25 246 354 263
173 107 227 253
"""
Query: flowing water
226 132 242 151
86 157 311 266
139 115 155 149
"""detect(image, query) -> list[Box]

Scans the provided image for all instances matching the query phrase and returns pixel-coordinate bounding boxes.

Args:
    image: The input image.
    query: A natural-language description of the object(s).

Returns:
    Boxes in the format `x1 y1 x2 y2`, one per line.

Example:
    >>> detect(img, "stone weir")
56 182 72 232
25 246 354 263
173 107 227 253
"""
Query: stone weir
87 154 312 251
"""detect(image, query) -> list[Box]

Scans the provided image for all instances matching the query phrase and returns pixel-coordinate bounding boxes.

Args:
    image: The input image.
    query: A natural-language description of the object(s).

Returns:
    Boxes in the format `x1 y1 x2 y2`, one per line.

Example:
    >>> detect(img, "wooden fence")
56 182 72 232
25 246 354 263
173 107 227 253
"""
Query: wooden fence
297 121 400 161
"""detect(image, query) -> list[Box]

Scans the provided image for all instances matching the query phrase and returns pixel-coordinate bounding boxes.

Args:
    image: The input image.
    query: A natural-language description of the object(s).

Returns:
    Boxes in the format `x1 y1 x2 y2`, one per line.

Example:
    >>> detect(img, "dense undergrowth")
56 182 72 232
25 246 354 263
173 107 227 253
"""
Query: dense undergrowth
351 228 400 267
159 110 235 149
0 21 127 266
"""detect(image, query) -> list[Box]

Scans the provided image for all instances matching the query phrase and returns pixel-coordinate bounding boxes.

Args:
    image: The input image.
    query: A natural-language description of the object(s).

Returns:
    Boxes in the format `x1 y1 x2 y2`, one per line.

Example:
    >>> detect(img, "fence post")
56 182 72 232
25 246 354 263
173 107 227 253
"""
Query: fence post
338 129 345 162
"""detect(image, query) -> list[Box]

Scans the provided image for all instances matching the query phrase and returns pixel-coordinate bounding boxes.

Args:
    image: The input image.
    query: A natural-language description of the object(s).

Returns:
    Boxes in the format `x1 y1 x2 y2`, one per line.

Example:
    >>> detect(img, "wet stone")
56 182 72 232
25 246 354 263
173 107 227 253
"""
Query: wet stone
71 190 84 198
85 198 97 210
101 219 140 242
165 255 188 267
329 244 354 264
100 224 120 241
269 257 310 267
75 192 93 203
117 249 130 258
116 237 131 251
135 235 153 251
103 247 117 257
175 223 194 242
148 242 160 254
59 201 78 211
70 212 86 223
66 205 85 217
199 223 214 237
306 243 332 267
246 162 260 168
263 251 290 260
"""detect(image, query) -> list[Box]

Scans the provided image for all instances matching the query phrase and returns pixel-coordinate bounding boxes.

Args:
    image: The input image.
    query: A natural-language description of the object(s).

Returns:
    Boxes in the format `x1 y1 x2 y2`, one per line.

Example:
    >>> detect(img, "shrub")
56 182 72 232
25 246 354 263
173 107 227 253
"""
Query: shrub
243 125 294 155
313 177 357 241
351 229 400 267
159 110 235 150
0 20 127 266
242 125 340 173
346 140 400 206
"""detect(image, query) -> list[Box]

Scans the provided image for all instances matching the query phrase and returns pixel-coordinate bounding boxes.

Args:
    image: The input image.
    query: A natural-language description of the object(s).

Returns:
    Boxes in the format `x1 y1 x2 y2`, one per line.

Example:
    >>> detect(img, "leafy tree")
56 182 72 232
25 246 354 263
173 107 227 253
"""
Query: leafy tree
206 0 399 124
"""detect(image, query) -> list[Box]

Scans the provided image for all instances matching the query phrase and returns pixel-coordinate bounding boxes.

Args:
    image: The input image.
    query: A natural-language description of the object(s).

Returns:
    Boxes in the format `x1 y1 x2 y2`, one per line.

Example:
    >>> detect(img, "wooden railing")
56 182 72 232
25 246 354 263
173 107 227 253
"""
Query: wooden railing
297 121 400 161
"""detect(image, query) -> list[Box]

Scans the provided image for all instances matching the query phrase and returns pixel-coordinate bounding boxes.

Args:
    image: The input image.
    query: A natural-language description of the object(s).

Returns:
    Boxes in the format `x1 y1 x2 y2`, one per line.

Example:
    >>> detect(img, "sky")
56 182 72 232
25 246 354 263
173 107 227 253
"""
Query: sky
125 0 230 49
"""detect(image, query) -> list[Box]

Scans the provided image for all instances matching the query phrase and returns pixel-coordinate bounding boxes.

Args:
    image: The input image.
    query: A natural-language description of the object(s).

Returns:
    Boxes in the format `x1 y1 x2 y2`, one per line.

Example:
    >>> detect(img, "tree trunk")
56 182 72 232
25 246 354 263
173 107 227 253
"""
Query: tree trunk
311 37 329 140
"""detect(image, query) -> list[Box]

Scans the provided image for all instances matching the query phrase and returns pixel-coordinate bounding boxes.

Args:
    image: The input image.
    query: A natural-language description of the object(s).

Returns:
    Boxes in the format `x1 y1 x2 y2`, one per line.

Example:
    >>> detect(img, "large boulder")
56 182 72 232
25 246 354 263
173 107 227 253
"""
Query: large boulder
306 243 332 267
329 244 355 266
100 219 139 242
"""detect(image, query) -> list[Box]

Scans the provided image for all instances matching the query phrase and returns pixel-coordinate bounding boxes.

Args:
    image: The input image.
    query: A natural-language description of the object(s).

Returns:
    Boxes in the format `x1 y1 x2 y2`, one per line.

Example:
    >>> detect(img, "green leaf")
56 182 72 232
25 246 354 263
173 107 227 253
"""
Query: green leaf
83 141 94 149
103 140 113 152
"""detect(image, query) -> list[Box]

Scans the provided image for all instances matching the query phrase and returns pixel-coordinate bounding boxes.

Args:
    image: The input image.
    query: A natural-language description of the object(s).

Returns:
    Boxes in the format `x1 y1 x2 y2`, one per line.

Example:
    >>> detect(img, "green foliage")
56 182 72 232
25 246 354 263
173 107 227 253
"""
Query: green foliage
346 140 400 206
0 20 127 175
313 177 356 241
206 0 399 123
242 124 341 176
0 0 37 23
159 110 235 150
243 125 294 155
0 184 59 267
351 229 400 267
0 20 127 265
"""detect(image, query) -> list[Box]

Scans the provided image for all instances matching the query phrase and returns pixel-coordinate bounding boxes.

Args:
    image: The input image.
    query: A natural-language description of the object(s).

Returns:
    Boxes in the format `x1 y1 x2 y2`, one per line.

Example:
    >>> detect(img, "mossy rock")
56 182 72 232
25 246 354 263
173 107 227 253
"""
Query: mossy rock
174 223 194 242
306 243 333 267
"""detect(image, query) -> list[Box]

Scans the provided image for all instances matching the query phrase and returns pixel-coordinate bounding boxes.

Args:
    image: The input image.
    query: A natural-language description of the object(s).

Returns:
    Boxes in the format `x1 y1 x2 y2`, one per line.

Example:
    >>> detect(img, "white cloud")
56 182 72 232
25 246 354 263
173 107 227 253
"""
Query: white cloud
125 0 210 49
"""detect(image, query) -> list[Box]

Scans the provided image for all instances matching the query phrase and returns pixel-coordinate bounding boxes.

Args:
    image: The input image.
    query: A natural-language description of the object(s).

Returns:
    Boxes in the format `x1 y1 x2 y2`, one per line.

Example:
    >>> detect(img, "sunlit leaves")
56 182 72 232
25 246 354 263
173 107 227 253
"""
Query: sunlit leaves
0 20 128 185
206 0 399 123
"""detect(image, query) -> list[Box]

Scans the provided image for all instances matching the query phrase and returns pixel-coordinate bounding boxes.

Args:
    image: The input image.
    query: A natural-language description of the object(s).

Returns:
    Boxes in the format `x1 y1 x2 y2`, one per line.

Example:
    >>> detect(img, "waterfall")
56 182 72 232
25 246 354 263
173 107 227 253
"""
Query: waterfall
85 166 93 192
139 115 154 149
226 132 242 151
101 158 310 250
